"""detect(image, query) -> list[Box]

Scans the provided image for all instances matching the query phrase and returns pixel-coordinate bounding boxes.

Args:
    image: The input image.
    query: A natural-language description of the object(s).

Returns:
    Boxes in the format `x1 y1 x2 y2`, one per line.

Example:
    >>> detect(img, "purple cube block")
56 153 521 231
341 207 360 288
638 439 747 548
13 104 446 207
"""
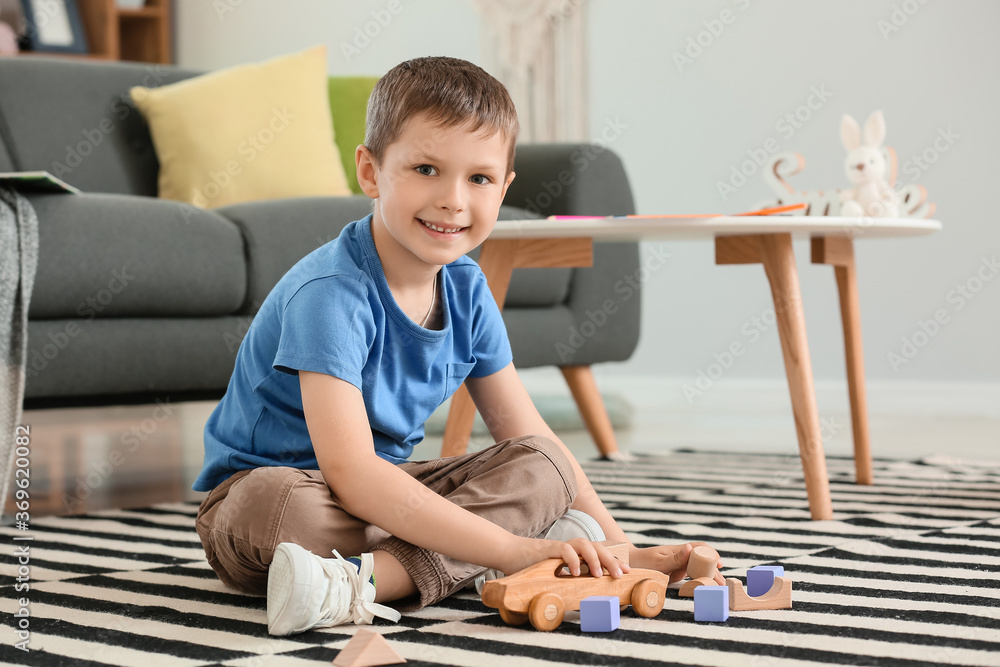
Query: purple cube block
694 586 729 622
747 566 785 597
580 596 620 632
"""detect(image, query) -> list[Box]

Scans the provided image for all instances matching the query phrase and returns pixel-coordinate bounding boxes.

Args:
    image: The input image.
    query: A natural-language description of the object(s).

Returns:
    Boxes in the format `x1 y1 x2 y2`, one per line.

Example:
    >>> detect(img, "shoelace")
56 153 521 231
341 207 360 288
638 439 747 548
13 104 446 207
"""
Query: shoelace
316 550 401 626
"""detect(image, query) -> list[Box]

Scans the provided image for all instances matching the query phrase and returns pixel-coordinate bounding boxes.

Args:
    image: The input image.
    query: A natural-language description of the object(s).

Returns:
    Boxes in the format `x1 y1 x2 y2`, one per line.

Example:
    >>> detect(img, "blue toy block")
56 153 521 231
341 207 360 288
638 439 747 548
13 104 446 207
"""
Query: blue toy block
747 566 785 597
580 596 620 632
693 586 729 622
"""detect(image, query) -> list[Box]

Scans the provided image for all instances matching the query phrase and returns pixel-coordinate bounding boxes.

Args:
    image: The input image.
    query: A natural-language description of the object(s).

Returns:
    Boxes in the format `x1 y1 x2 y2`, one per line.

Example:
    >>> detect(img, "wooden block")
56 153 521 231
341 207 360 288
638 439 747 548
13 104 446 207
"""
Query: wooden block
579 596 620 632
678 576 717 598
332 628 406 667
747 566 785 598
687 546 719 580
726 577 792 611
693 586 729 622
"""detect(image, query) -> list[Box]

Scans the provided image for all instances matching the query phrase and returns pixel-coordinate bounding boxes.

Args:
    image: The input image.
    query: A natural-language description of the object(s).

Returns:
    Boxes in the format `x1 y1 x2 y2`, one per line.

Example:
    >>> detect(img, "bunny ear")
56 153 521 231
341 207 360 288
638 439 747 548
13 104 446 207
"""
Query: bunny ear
864 110 886 147
840 115 860 150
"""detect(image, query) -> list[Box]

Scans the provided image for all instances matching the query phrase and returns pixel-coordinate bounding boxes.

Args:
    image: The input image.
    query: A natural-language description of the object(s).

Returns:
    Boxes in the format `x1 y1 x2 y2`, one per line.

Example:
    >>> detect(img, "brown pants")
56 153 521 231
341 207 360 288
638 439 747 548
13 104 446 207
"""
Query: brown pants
195 435 578 608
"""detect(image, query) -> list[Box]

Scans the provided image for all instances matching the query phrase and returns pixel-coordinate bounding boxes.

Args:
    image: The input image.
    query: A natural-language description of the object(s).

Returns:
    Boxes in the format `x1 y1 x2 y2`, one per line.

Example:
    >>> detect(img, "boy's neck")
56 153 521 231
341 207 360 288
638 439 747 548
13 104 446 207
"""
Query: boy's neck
369 210 441 328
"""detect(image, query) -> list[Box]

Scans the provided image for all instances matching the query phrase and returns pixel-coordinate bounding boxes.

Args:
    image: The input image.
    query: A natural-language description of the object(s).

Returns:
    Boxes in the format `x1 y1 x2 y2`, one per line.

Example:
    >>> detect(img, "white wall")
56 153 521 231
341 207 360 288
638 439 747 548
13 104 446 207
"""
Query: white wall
587 0 999 389
175 1 999 394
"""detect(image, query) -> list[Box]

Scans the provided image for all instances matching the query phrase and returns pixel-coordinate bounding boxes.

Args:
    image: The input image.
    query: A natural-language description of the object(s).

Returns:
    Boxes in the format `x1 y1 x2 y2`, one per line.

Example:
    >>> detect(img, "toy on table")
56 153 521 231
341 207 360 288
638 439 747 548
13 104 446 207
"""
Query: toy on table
839 111 899 218
753 112 935 219
678 545 722 597
481 542 671 631
332 628 405 667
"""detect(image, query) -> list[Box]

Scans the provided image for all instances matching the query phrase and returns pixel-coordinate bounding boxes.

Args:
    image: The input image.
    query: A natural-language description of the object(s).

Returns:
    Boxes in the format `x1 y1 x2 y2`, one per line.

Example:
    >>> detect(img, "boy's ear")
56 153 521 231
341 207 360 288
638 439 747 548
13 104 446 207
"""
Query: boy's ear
355 145 380 199
500 171 516 201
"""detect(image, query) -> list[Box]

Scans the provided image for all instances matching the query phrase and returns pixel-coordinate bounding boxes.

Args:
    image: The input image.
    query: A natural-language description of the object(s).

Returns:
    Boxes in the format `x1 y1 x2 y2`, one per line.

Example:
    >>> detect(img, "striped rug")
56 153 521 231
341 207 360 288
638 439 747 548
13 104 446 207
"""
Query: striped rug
2 450 999 666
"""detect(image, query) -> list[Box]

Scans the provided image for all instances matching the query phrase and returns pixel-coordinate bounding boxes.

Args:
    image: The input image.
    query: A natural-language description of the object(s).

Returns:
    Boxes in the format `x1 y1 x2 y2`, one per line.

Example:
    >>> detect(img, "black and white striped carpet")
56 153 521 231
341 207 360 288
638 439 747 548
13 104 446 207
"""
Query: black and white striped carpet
2 450 999 666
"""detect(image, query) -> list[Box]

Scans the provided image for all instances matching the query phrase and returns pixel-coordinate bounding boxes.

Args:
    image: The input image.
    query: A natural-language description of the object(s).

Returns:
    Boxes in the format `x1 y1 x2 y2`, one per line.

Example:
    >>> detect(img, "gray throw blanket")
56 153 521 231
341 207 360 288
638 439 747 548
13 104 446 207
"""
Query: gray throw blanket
0 187 39 520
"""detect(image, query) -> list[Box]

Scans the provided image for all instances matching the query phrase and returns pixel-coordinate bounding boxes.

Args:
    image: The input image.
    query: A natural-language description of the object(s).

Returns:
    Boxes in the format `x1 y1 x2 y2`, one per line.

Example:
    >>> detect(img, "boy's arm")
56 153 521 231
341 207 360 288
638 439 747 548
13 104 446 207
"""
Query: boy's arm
300 370 622 578
465 363 724 579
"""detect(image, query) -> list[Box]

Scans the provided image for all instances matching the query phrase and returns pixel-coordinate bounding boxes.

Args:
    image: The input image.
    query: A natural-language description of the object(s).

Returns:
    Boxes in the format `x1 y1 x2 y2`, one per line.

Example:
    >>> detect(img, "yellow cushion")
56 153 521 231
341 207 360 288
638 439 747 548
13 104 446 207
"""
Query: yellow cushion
130 45 350 208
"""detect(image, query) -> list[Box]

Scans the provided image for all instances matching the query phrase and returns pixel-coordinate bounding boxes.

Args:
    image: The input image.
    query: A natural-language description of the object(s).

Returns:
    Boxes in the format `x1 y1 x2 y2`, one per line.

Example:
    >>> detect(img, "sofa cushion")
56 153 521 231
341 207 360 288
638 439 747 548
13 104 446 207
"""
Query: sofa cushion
27 193 246 319
0 57 198 196
130 46 350 209
24 317 249 400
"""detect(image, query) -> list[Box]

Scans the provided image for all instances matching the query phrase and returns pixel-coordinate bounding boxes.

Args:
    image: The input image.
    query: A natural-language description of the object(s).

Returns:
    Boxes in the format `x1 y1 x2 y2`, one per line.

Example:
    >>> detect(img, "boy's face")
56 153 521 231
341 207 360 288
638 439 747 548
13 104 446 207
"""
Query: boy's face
358 113 515 270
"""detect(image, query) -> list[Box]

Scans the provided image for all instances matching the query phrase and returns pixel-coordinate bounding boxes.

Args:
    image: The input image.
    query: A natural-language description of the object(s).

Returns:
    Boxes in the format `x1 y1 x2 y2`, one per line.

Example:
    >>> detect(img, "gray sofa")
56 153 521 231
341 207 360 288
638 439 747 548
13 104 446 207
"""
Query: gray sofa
0 57 640 416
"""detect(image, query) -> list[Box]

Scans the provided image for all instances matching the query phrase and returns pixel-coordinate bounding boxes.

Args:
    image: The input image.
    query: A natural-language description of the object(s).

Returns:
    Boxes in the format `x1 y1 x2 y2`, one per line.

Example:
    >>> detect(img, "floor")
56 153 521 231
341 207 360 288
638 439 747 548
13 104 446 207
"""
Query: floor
9 370 1000 518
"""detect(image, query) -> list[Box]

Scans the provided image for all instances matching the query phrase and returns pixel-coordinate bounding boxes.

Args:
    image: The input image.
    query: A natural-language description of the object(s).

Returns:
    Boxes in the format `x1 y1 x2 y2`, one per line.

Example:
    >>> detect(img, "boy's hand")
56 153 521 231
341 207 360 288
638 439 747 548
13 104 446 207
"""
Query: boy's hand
501 537 631 579
630 543 725 585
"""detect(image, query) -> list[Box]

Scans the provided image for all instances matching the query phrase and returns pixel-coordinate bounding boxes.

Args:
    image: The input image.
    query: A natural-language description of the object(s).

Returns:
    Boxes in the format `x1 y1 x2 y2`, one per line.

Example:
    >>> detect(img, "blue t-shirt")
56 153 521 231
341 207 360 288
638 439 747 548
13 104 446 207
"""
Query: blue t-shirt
193 214 513 492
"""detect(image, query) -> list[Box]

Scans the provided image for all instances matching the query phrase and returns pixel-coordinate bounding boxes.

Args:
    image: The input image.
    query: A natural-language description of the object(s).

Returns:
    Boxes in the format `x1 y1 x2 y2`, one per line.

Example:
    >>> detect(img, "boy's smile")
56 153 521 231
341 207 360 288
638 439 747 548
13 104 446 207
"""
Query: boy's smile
357 113 515 282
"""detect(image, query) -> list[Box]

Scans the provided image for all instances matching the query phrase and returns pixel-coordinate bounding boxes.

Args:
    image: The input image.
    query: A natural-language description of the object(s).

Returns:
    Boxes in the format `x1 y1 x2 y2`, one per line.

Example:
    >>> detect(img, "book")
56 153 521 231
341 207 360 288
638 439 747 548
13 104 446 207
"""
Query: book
0 171 81 194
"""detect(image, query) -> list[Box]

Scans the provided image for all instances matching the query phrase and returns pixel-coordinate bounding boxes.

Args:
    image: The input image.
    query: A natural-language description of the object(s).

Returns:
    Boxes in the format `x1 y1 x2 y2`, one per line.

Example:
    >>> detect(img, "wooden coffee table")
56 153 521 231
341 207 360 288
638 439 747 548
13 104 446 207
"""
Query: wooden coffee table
443 215 941 520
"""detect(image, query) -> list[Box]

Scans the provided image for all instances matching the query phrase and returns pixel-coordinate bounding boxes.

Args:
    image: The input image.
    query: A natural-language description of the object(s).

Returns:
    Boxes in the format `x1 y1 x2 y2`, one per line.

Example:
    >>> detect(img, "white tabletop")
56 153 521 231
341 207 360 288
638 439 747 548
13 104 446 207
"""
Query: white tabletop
490 215 942 242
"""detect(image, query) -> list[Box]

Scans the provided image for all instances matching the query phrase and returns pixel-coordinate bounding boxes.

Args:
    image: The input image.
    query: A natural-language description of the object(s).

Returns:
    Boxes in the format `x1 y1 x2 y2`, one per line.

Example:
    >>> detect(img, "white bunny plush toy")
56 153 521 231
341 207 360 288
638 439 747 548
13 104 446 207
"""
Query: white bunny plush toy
839 111 899 218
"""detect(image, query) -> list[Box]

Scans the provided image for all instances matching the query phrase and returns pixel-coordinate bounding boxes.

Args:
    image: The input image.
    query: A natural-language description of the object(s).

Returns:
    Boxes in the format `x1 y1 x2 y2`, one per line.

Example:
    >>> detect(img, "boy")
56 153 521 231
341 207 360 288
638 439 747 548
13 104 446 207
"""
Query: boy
194 56 722 637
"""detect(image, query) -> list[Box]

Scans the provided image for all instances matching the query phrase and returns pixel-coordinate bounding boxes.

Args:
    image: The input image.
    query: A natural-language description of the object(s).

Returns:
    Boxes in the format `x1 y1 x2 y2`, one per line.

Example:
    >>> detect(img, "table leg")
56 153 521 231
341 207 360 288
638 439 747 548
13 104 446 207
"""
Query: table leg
559 365 623 460
717 233 833 520
812 237 873 485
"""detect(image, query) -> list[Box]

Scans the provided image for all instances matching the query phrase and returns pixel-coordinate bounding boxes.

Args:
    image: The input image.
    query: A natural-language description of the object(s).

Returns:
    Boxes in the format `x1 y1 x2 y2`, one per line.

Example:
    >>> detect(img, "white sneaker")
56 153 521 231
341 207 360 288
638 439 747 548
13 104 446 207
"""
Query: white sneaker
474 509 606 594
267 543 401 636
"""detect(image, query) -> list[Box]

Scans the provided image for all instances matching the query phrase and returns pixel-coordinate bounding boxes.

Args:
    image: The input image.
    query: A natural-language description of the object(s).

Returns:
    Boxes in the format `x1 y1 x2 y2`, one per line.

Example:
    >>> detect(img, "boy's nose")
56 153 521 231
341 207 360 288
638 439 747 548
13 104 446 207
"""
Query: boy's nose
435 178 465 212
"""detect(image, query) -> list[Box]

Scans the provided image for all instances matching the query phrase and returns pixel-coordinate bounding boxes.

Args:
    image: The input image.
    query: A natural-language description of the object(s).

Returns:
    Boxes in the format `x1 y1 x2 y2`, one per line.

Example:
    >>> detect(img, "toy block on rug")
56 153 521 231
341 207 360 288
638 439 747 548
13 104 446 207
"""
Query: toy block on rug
678 545 722 597
580 596 620 632
482 542 671 631
726 576 792 611
332 629 405 667
747 566 785 597
679 576 718 598
693 586 729 622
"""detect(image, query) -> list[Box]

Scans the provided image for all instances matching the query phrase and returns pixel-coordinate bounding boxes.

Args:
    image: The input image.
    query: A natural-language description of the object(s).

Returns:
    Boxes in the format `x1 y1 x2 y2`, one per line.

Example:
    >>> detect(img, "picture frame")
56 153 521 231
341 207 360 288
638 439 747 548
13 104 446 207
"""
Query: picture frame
19 0 88 54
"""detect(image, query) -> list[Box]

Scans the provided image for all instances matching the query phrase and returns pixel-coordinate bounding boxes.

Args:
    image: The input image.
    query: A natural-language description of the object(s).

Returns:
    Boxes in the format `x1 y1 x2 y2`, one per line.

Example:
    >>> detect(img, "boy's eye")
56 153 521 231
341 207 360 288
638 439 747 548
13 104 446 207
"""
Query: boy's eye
416 165 436 176
470 174 491 185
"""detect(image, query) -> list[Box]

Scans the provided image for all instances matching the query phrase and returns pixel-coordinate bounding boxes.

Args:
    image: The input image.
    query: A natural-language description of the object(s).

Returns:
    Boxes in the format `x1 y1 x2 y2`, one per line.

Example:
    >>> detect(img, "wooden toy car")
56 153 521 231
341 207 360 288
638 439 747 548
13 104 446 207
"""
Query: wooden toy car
481 556 672 631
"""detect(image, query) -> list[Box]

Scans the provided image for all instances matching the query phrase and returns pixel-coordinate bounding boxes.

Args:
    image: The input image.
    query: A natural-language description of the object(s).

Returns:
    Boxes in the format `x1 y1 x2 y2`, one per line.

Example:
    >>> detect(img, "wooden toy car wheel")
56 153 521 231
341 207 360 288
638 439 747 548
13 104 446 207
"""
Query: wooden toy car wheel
499 607 529 626
631 578 665 617
528 592 565 631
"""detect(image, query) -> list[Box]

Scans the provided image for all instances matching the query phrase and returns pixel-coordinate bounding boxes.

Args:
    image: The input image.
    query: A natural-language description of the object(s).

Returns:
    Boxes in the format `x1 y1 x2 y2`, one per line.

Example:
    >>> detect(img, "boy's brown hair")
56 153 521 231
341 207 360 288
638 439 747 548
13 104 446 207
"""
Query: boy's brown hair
365 56 519 174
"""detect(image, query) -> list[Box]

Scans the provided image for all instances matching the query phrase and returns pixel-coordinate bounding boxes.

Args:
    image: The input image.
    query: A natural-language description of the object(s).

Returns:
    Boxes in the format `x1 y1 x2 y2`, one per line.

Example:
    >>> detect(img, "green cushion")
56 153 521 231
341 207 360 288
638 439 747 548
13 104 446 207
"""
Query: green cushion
328 76 378 195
